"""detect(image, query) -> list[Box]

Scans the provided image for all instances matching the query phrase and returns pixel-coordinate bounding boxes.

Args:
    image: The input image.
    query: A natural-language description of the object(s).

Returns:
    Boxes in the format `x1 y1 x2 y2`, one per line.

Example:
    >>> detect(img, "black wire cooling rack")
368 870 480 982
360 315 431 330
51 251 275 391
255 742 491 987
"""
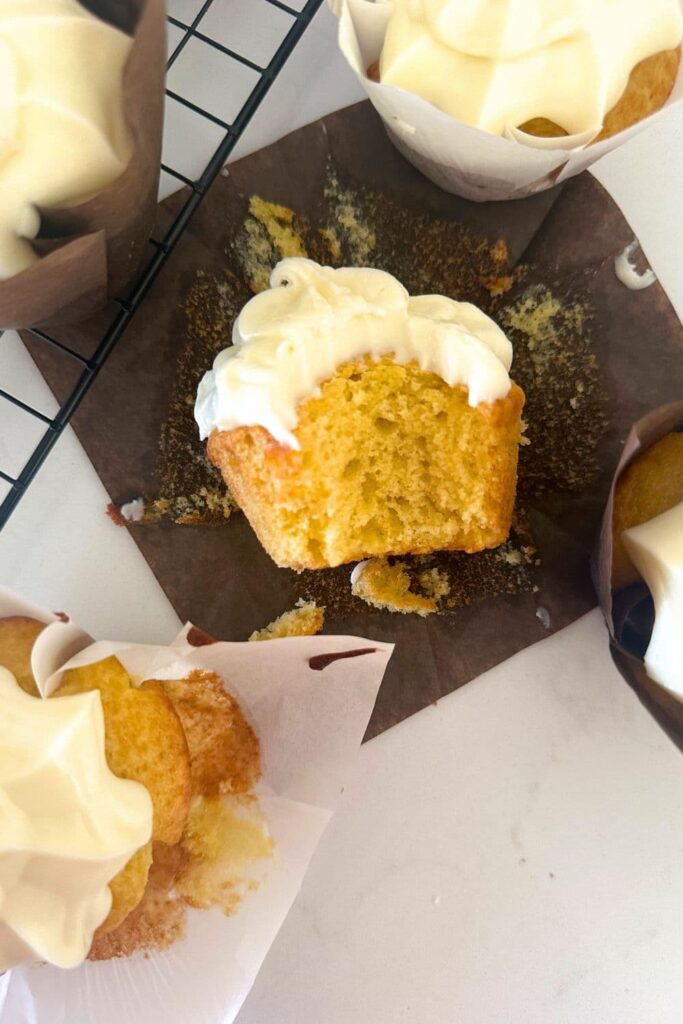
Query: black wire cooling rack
0 0 323 528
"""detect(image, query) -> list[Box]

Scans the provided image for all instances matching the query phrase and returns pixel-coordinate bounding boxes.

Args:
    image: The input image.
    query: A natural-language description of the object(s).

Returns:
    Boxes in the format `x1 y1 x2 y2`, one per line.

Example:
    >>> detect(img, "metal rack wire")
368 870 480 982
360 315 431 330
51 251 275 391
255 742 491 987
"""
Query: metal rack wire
0 0 323 528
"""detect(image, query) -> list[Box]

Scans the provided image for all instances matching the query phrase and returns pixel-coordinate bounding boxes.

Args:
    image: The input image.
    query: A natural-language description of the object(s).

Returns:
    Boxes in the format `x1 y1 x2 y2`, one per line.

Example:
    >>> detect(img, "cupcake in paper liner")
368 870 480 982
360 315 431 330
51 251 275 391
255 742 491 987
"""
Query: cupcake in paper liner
594 401 683 750
0 585 391 1024
331 0 683 202
0 0 166 330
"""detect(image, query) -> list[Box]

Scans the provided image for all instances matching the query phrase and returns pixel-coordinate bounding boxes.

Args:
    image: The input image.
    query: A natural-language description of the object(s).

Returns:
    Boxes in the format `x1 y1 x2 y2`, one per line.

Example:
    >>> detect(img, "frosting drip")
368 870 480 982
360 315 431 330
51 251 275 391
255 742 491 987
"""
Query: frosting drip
0 667 152 970
195 257 513 448
378 0 683 136
0 0 132 280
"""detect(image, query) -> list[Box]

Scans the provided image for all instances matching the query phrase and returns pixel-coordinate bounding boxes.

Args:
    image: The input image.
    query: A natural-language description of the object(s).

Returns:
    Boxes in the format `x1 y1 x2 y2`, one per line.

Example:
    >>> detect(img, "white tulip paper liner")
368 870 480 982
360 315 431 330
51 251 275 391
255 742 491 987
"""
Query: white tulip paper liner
332 0 683 201
0 586 393 1024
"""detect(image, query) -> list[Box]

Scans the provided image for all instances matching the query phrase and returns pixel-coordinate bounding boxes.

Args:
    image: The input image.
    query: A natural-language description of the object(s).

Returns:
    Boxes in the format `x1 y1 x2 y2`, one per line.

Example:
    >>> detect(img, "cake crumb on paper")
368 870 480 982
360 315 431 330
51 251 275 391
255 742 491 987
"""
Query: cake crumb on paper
351 558 437 617
249 600 325 641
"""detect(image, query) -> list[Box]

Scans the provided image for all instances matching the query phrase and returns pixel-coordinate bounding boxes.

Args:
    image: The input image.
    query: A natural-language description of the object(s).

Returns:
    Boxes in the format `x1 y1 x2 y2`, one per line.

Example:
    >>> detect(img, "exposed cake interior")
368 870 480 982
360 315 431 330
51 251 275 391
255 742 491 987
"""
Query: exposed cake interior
198 258 524 570
208 357 524 569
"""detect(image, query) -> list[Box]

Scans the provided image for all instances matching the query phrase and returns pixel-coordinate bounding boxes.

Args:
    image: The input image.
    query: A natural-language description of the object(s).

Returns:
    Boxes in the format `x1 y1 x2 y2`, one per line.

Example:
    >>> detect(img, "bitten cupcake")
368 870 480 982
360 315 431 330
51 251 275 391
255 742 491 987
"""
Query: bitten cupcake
195 258 524 570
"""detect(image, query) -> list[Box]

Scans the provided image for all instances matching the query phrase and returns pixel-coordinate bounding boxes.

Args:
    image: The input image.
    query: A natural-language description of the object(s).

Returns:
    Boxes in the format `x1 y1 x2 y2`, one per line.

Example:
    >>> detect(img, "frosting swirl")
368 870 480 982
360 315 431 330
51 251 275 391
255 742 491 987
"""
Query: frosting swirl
0 667 152 970
195 257 513 448
378 0 683 137
0 0 132 280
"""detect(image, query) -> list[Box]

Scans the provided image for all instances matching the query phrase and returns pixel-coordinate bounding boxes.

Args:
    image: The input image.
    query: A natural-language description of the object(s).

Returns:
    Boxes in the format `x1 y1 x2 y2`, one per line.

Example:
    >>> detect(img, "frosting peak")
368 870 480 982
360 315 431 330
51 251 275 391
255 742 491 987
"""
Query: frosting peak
379 0 683 136
195 258 513 448
0 668 152 970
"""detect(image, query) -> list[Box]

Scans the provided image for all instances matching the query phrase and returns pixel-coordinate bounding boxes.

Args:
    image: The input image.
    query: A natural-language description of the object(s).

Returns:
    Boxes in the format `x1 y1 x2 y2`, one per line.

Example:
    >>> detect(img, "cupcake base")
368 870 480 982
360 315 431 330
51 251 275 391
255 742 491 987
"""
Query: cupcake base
207 359 525 571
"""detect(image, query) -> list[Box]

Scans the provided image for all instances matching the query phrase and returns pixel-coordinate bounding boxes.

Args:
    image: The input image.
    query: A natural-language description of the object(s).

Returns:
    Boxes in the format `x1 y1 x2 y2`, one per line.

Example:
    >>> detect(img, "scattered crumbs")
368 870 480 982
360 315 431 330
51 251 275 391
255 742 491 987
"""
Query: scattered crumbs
498 284 607 495
490 239 508 263
238 196 308 293
249 599 325 641
519 858 527 864
549 872 555 879
483 274 515 297
117 488 237 527
536 606 551 629
351 557 437 617
319 226 342 262
417 566 451 601
323 173 377 264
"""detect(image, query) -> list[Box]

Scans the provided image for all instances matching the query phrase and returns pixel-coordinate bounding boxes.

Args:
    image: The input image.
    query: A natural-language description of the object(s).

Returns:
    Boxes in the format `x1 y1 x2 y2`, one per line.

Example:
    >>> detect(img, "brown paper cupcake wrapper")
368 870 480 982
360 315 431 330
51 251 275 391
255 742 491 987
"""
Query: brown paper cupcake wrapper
594 400 683 748
0 0 166 330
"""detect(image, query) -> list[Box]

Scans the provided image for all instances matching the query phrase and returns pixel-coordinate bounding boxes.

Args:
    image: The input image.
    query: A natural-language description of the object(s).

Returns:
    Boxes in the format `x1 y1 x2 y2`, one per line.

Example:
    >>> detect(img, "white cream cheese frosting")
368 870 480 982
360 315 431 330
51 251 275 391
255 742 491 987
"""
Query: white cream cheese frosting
0 667 152 970
195 257 513 448
0 0 132 280
378 0 683 137
622 499 683 697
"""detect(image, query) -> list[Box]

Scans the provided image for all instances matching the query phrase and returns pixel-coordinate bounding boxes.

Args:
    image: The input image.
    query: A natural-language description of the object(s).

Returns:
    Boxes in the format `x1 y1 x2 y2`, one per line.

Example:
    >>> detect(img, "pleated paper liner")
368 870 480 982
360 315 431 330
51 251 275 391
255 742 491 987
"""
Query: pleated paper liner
0 584 391 1024
333 0 683 201
0 0 165 330
23 101 683 739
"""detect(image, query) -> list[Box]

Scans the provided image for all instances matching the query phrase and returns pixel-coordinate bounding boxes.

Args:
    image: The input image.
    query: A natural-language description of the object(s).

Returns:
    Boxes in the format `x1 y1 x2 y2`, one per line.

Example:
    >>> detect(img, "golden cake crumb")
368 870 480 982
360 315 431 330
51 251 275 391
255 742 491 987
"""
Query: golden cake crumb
176 794 274 915
417 566 451 601
351 558 438 617
249 600 325 641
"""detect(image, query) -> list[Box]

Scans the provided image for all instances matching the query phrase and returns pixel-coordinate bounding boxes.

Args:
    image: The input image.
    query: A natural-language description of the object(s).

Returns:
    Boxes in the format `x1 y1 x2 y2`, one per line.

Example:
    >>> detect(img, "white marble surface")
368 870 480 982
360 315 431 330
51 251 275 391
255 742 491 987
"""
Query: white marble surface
241 612 683 1024
1 4 683 1022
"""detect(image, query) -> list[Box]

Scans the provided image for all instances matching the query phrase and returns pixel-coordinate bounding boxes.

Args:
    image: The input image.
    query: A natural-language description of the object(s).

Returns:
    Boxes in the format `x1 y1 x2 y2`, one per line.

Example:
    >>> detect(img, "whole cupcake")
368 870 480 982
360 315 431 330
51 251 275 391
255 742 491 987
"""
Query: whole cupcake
195 258 525 570
0 0 166 328
335 0 683 200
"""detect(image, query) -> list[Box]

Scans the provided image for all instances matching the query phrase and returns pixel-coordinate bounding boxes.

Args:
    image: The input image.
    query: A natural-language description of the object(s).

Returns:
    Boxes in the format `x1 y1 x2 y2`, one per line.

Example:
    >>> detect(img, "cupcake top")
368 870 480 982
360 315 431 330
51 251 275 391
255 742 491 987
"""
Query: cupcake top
195 258 513 448
0 0 132 280
378 0 683 136
0 668 152 970
623 499 683 697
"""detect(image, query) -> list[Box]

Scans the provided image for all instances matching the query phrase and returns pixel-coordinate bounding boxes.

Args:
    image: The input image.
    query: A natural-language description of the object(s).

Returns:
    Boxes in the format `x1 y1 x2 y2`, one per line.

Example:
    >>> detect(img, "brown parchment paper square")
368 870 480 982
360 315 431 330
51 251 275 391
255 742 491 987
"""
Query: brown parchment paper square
24 101 683 740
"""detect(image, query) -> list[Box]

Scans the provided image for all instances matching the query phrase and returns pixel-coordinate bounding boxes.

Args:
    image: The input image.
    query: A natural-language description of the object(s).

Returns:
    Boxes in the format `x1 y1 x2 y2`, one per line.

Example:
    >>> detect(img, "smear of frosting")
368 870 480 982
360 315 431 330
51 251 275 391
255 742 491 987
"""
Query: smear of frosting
378 0 683 137
614 240 657 291
623 500 683 697
0 667 152 970
195 257 513 447
0 0 132 280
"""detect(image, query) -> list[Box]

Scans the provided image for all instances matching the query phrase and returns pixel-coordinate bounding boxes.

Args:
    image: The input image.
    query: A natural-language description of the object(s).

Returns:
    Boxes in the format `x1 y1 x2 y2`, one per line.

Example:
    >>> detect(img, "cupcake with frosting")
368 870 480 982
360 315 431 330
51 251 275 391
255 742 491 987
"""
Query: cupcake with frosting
334 0 683 200
195 258 524 570
0 0 166 328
